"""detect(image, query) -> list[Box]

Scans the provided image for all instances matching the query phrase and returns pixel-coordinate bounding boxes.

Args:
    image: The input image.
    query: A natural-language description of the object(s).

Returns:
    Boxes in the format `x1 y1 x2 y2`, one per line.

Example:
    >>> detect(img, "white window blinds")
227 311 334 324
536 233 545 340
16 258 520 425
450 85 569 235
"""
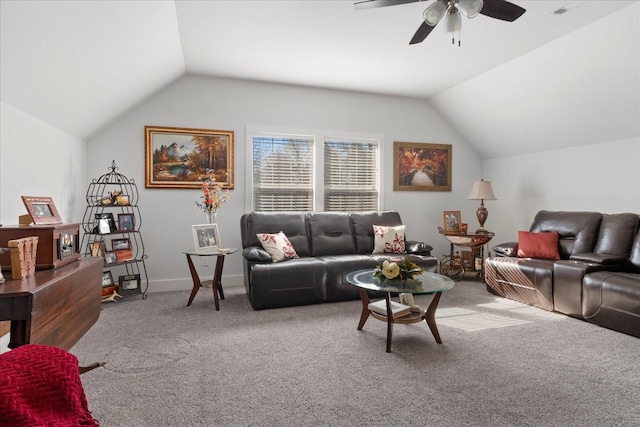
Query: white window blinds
252 136 314 212
324 139 379 212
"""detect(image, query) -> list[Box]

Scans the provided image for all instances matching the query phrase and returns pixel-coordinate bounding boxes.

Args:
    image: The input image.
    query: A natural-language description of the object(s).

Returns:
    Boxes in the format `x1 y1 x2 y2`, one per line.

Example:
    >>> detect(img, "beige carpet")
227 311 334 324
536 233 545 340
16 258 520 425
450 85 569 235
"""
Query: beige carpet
72 279 640 426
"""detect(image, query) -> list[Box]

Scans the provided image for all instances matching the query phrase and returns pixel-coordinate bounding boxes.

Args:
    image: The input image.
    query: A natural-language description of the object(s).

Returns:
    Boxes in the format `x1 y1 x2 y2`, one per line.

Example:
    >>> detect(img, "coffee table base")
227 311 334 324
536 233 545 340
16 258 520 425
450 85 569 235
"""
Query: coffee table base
357 289 444 353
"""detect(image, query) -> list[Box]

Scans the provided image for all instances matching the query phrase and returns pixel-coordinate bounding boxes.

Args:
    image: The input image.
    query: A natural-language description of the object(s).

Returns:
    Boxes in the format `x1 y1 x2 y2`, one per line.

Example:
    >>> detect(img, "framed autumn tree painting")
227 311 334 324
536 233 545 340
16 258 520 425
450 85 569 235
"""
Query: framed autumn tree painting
145 126 234 189
393 141 452 191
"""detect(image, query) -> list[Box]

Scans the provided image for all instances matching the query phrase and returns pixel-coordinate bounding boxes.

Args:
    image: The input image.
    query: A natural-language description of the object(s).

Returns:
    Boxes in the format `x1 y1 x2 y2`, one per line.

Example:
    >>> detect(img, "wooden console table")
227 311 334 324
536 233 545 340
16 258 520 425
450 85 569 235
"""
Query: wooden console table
0 257 102 350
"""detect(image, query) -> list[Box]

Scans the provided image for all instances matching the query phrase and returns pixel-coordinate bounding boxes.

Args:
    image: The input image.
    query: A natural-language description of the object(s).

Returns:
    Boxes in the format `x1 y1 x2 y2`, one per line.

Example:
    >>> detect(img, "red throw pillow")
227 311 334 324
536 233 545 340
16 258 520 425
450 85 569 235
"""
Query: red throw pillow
517 231 560 260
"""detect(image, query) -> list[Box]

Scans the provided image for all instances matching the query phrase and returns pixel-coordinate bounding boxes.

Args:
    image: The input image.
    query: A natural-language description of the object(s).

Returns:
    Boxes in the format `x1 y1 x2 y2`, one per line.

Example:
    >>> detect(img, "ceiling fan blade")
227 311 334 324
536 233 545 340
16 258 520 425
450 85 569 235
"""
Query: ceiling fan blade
479 0 526 22
409 21 436 45
354 0 420 10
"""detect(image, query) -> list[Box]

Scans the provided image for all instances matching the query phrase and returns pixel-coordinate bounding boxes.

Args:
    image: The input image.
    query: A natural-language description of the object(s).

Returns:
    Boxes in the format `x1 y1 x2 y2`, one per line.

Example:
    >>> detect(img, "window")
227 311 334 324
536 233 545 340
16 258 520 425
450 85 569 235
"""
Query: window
324 139 378 212
249 128 381 212
252 135 313 211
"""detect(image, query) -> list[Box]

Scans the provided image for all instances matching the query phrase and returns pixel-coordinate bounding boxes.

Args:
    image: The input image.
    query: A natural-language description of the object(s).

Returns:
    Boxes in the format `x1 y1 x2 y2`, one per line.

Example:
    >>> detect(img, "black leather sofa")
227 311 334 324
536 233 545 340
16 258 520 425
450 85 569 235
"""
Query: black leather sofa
240 211 438 310
485 210 640 337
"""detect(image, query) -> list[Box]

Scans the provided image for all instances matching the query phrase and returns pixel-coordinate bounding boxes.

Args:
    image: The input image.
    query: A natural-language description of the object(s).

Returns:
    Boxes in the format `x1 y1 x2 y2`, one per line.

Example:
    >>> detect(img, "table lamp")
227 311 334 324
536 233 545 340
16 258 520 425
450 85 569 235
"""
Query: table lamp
468 179 496 233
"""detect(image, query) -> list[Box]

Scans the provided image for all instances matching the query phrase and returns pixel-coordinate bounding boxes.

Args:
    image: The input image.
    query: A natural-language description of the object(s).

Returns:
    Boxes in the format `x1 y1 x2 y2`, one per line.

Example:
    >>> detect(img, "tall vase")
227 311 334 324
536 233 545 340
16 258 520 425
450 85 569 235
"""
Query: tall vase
206 210 217 224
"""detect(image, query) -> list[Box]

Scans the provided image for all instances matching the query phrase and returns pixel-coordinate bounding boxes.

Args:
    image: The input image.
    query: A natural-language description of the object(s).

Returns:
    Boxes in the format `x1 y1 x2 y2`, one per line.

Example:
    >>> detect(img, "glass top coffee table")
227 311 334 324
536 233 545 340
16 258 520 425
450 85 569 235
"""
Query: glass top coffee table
346 269 455 353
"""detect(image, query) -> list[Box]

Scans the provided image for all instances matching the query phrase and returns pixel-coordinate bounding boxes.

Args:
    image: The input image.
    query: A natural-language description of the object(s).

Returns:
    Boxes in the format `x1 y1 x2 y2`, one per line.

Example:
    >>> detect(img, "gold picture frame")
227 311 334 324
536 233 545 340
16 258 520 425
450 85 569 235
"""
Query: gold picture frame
443 211 462 233
393 141 452 191
145 125 234 189
21 196 63 225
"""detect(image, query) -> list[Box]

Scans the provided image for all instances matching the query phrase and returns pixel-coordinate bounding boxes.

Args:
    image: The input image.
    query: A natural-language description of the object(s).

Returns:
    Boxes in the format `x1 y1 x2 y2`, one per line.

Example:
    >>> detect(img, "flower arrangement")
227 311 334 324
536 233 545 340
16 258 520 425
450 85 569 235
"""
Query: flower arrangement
195 178 230 214
374 259 423 281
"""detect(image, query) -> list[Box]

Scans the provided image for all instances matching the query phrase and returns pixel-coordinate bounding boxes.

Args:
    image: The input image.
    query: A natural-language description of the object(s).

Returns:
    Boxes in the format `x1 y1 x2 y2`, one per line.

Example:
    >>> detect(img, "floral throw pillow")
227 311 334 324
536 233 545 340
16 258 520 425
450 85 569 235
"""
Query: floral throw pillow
256 231 299 262
372 225 406 254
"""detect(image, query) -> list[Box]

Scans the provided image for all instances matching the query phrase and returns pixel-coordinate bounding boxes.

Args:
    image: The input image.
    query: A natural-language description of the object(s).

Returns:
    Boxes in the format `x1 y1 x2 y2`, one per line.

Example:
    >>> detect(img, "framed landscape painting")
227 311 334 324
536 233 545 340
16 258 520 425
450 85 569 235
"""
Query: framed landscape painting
393 142 452 192
145 126 234 189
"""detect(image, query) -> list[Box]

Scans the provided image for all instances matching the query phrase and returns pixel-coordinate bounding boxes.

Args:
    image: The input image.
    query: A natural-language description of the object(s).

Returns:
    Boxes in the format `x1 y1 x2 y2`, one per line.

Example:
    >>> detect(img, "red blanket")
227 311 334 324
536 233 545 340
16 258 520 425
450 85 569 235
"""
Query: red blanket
0 344 99 426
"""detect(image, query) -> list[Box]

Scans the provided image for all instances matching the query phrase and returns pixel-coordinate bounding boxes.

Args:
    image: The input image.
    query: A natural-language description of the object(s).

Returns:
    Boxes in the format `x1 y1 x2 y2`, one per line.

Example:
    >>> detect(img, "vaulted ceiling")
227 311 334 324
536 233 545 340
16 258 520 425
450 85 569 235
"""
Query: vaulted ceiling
1 0 638 158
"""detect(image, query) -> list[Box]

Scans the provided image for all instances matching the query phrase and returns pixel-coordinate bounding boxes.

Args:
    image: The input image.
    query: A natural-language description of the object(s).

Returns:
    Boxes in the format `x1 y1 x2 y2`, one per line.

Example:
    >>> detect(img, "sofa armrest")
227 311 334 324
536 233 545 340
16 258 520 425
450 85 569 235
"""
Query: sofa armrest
242 246 273 263
492 242 518 257
570 253 627 265
406 240 433 256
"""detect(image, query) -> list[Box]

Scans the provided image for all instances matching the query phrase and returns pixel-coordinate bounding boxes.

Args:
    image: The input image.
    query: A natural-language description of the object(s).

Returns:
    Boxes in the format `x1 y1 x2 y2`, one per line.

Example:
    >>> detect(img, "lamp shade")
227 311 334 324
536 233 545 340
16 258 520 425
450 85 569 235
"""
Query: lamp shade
458 0 484 19
468 180 497 201
424 1 447 26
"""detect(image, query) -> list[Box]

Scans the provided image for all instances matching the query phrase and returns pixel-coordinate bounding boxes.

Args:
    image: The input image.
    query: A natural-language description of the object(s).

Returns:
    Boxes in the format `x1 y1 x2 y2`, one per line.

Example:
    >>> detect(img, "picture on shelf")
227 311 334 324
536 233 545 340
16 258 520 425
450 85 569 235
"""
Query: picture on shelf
104 252 117 265
90 241 105 257
95 213 117 233
118 213 135 231
58 232 75 259
111 238 131 251
118 274 141 296
102 271 114 287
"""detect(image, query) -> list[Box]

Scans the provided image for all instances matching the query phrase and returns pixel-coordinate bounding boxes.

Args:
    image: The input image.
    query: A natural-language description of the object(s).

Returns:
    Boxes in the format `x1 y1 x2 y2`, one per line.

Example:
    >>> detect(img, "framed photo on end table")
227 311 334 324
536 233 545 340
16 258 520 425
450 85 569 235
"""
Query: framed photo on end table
443 211 462 233
192 223 221 253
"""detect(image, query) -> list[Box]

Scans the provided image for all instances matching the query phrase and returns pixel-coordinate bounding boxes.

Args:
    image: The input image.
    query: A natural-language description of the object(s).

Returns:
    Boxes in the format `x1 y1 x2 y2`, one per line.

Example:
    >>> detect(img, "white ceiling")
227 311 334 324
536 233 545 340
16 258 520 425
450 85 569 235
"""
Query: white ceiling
1 0 638 155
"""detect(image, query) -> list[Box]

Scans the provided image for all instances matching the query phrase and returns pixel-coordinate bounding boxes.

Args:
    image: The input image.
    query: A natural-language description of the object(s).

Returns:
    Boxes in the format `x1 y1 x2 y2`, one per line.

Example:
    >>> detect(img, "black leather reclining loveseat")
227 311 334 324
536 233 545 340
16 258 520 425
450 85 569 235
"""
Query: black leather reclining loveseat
240 211 437 310
485 210 640 337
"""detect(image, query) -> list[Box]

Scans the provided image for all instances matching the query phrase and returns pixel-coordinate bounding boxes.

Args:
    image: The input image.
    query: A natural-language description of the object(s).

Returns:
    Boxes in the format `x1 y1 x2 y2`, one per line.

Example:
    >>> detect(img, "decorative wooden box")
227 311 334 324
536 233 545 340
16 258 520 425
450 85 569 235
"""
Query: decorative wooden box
0 223 80 271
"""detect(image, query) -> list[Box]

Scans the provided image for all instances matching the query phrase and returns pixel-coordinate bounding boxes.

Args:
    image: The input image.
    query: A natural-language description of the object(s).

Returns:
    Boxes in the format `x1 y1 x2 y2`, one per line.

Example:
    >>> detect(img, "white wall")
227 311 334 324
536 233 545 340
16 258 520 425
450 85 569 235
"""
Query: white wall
483 137 640 247
86 75 483 291
0 102 87 225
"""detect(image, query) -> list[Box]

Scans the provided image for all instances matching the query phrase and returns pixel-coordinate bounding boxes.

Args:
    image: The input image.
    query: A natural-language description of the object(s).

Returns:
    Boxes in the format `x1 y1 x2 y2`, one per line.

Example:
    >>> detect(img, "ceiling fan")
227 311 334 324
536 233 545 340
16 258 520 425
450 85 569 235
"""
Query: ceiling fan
354 0 526 45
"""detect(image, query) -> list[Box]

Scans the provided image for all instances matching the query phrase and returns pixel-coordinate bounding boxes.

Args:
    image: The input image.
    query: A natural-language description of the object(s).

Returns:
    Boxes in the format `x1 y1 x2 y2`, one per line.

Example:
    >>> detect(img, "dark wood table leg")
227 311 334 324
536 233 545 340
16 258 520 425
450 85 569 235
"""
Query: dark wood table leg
213 255 226 301
385 293 394 353
424 291 443 344
357 288 371 330
211 255 227 311
185 254 201 307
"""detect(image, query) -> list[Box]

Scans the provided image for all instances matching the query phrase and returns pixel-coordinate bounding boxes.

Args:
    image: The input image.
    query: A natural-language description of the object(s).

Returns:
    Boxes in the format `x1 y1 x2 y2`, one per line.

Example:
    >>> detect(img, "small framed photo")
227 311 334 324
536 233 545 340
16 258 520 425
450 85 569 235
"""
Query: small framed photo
192 223 220 253
111 238 131 251
90 241 105 257
443 211 462 233
118 213 135 231
58 232 75 259
21 196 63 225
95 213 117 233
118 274 141 296
104 251 117 265
102 271 114 287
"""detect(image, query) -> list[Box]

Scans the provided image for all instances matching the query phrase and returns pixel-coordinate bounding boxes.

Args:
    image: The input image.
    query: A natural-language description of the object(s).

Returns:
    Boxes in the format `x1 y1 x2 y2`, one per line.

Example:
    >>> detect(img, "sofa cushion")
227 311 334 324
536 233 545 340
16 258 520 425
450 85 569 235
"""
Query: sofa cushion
372 225 406 254
351 211 403 254
256 231 299 262
529 210 601 259
241 212 310 257
308 212 355 256
593 213 639 257
517 231 560 260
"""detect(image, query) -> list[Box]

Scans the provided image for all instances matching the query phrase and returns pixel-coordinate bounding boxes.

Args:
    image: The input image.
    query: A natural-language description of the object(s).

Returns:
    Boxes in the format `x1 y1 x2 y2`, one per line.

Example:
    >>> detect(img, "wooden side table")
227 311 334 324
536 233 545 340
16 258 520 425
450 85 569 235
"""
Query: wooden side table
182 248 237 310
438 228 494 281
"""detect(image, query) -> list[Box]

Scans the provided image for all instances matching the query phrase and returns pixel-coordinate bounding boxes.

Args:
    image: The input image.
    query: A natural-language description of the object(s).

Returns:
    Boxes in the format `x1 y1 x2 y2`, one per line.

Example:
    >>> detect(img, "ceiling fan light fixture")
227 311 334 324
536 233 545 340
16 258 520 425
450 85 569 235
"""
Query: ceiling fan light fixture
445 10 462 33
458 0 483 19
423 1 447 26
